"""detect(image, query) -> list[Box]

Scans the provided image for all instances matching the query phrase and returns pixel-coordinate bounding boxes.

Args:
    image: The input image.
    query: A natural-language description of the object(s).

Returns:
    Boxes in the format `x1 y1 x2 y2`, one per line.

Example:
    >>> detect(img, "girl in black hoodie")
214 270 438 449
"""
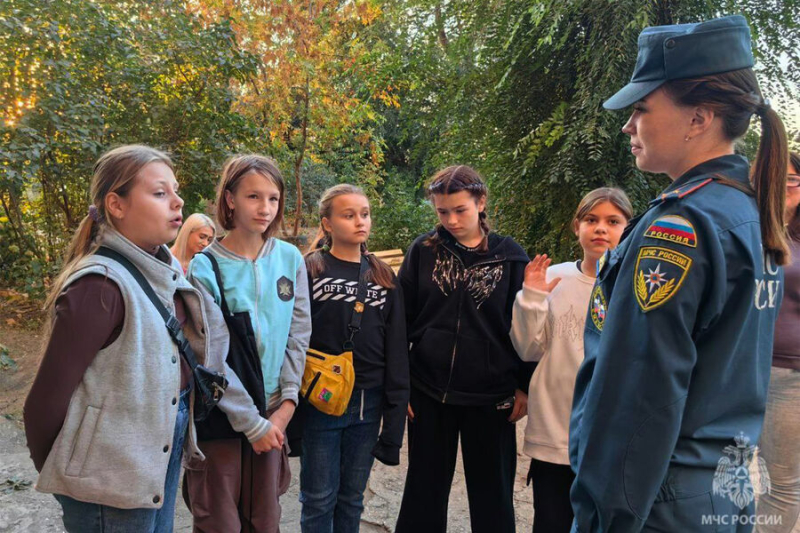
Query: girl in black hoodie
395 165 532 533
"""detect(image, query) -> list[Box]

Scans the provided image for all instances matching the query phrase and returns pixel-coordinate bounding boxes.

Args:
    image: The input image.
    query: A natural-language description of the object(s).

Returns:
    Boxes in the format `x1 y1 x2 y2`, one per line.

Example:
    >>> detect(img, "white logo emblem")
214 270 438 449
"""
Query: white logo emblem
713 433 770 509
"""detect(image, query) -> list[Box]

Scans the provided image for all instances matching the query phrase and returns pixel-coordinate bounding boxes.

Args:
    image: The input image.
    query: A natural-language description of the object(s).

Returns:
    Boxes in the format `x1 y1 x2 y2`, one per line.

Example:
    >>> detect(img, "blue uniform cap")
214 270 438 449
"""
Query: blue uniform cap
603 15 754 110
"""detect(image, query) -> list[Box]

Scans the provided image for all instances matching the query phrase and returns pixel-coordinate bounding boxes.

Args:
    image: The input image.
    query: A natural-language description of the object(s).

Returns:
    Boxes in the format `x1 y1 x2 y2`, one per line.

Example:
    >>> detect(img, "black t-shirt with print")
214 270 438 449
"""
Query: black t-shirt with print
307 252 409 464
308 252 406 389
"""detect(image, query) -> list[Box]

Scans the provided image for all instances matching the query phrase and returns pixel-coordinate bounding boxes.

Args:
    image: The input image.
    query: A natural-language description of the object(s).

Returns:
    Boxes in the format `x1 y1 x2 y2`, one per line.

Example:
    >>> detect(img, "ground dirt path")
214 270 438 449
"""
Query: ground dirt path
7 320 794 533
0 321 534 532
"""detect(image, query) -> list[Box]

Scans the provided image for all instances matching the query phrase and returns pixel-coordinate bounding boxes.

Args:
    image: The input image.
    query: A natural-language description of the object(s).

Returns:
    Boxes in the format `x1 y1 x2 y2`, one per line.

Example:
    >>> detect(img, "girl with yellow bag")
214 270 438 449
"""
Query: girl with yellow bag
299 184 410 533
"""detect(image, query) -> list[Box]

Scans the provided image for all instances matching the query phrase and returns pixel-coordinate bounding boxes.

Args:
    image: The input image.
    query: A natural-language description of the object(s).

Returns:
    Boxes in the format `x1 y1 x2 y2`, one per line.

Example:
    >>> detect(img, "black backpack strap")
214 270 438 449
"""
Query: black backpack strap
343 255 369 351
94 246 202 371
201 250 231 317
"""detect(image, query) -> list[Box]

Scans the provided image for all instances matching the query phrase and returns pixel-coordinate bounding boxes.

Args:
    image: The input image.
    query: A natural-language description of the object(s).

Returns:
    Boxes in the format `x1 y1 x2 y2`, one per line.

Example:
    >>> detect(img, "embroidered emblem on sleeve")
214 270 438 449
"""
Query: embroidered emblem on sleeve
644 215 697 248
277 276 294 301
590 285 607 330
634 246 692 312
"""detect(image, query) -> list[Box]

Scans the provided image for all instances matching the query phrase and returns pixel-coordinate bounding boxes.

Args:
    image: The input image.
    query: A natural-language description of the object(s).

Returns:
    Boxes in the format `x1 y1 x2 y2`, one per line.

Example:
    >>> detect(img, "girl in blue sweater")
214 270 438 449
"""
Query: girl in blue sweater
184 154 311 533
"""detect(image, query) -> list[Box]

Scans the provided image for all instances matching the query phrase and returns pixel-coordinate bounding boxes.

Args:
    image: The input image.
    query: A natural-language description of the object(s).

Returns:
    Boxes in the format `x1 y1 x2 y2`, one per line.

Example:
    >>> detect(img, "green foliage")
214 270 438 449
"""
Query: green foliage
374 0 799 260
368 170 436 251
1 0 263 293
0 344 18 372
2 0 798 297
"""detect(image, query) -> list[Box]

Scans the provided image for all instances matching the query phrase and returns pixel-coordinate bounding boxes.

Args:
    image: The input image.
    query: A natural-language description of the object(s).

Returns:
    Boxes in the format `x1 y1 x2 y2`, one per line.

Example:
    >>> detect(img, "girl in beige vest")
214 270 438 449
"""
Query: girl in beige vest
24 145 272 533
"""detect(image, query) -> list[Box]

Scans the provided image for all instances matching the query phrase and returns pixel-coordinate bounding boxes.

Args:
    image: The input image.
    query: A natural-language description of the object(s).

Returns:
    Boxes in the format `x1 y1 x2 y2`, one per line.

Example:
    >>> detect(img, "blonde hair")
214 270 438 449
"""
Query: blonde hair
170 213 216 270
305 184 395 289
45 145 173 312
215 154 285 240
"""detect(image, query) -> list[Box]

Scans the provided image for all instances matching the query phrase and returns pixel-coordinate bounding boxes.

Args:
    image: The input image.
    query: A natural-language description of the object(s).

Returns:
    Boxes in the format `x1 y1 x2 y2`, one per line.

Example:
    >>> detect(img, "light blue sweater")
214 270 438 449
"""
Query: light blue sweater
189 237 311 406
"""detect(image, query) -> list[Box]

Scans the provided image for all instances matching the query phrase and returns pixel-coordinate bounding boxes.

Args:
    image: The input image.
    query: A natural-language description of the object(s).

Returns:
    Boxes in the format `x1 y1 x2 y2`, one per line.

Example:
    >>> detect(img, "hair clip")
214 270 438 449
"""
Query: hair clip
88 205 101 222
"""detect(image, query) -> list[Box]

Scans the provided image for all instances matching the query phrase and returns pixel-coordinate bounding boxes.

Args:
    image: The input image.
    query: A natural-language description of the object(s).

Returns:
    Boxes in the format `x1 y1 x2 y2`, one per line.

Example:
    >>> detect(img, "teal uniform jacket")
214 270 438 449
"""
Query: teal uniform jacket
569 155 783 532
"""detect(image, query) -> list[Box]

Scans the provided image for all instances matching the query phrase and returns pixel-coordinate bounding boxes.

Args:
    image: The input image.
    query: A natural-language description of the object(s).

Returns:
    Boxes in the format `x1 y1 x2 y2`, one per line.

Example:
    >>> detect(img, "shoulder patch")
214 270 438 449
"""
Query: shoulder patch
644 215 697 248
653 177 714 205
590 285 607 330
634 246 692 312
277 276 294 301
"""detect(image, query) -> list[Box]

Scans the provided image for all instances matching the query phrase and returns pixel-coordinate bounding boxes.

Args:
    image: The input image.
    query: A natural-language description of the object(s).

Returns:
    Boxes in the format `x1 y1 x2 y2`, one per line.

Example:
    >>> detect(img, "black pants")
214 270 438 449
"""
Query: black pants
395 387 517 533
528 458 576 533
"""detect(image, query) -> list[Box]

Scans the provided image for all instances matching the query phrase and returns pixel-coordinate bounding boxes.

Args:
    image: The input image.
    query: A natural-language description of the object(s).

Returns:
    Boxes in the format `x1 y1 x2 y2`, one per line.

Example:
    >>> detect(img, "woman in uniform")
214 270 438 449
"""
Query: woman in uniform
568 15 789 532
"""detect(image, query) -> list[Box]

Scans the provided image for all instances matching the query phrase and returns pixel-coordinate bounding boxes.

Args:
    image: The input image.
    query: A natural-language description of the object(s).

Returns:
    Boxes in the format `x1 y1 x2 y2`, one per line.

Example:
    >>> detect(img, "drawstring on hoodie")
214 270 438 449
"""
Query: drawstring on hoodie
359 389 365 421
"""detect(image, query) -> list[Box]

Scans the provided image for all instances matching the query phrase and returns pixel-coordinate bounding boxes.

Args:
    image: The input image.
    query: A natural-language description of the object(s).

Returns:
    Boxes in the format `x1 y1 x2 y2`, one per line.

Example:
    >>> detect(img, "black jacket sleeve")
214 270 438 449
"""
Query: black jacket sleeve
398 237 422 336
372 281 410 466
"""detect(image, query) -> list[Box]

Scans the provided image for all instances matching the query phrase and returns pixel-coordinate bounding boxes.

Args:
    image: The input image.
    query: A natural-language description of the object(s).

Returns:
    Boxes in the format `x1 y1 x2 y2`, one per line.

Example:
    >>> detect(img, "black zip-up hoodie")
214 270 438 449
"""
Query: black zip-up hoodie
399 227 532 406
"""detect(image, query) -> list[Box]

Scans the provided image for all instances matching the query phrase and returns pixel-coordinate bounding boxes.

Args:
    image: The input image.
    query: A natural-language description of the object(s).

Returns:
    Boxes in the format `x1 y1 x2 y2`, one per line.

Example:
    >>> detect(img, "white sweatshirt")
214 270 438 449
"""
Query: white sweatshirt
510 261 595 465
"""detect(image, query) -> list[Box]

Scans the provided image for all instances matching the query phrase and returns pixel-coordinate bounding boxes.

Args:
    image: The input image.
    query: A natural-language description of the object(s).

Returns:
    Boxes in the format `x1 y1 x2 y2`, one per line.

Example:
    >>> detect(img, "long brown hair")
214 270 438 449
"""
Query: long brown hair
573 187 634 231
424 165 490 252
305 183 395 289
788 151 800 241
216 154 285 240
663 69 790 265
44 145 174 312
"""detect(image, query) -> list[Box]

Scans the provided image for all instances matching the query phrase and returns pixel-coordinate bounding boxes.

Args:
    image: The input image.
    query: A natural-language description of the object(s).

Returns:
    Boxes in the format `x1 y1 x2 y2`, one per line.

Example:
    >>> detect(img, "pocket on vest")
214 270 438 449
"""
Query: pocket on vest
65 406 101 477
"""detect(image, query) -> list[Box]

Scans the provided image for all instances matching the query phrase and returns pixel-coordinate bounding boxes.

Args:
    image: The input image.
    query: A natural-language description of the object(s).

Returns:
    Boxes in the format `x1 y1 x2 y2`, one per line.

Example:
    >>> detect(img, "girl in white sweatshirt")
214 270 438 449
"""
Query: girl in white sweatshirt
510 187 632 533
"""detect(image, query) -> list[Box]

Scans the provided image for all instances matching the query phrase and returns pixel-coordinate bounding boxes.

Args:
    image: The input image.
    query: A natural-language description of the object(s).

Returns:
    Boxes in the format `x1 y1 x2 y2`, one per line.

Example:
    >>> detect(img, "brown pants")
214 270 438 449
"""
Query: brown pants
183 438 291 533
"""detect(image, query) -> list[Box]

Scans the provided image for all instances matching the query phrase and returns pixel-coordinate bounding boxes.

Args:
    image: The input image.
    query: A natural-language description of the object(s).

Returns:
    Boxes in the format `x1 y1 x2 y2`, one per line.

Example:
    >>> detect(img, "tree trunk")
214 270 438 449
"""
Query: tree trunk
655 0 675 25
291 76 311 237
0 188 41 259
435 5 449 50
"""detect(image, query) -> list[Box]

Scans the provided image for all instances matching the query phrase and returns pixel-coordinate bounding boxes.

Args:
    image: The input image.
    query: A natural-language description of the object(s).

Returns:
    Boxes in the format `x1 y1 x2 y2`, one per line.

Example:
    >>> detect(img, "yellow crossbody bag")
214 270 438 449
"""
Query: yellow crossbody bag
300 256 367 416
301 348 356 416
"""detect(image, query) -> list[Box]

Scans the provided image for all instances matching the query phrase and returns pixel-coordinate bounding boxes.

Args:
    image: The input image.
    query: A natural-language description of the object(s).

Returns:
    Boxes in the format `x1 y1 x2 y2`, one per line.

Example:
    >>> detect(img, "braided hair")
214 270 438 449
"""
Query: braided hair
424 165 491 252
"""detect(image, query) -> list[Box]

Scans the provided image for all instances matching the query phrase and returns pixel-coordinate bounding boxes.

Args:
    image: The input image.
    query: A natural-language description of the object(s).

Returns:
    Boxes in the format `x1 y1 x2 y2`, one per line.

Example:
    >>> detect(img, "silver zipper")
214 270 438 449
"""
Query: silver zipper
253 259 262 355
442 310 461 403
439 245 503 403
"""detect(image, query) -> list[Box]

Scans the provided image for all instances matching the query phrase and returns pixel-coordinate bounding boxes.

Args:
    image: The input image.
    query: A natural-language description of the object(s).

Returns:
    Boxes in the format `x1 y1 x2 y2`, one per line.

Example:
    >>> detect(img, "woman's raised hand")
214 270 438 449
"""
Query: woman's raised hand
523 254 561 293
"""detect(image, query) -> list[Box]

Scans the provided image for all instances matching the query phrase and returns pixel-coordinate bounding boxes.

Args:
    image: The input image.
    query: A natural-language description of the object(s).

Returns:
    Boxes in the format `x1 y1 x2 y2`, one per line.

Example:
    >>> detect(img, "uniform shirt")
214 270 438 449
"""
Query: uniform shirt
569 155 783 532
308 252 409 465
